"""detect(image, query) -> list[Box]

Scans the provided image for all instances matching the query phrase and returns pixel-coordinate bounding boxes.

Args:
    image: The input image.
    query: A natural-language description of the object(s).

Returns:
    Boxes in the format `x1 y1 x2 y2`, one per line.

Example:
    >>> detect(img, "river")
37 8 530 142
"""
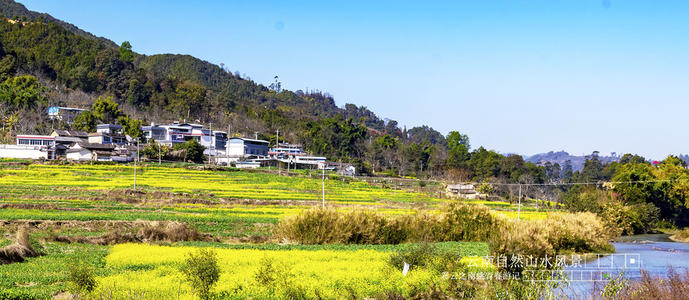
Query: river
557 234 689 298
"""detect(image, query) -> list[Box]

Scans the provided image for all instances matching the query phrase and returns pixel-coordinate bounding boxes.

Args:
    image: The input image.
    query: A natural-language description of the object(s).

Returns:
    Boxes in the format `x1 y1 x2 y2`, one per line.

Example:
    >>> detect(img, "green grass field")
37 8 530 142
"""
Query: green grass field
0 162 557 298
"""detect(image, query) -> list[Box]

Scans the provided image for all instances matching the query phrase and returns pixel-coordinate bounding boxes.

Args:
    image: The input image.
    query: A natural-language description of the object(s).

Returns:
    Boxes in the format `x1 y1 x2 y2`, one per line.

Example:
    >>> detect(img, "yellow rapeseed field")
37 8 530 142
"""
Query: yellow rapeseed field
98 244 440 299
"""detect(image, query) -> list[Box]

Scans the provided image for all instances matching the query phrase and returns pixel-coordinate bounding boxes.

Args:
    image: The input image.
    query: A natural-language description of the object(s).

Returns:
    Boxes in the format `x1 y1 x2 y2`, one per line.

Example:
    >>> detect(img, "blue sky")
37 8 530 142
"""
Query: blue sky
22 0 689 159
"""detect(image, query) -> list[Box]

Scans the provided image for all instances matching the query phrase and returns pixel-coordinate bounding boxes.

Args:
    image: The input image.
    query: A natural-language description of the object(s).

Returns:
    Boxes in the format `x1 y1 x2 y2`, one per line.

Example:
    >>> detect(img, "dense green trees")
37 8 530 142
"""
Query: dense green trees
173 139 206 163
560 154 689 231
72 111 97 132
141 139 171 161
611 156 689 224
118 41 134 63
91 96 123 124
446 131 470 168
0 75 45 108
301 115 367 159
117 115 143 139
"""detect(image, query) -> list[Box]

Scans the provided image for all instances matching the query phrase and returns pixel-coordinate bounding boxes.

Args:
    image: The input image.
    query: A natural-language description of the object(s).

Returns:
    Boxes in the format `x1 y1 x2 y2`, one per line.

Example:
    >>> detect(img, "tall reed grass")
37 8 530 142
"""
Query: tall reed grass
276 202 498 244
489 212 613 275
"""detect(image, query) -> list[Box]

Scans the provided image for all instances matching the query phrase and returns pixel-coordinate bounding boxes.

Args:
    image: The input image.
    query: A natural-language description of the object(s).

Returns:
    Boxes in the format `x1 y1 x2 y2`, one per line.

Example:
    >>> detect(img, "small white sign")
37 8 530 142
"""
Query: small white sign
402 262 410 276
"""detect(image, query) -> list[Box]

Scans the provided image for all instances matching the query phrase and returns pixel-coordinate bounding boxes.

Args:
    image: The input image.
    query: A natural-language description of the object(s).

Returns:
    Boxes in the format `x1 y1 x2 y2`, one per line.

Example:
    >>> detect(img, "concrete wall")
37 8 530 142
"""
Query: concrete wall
0 145 48 159
66 150 92 161
227 141 246 157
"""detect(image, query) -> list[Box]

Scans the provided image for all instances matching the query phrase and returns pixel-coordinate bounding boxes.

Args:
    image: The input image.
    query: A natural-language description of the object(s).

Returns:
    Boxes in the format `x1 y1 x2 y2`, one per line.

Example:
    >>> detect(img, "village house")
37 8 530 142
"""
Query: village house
47 106 89 124
88 124 128 145
12 135 56 159
226 137 269 157
0 144 52 160
446 183 480 199
141 122 227 154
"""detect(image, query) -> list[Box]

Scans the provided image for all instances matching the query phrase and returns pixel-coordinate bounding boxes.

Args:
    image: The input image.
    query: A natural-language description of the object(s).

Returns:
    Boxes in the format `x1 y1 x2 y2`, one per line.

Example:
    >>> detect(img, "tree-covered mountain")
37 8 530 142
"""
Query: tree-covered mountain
0 0 548 183
0 0 115 47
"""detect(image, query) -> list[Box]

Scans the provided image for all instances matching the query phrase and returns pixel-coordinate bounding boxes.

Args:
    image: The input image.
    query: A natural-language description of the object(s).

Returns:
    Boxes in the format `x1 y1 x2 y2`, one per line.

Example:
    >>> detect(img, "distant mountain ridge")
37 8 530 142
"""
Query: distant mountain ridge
526 150 620 171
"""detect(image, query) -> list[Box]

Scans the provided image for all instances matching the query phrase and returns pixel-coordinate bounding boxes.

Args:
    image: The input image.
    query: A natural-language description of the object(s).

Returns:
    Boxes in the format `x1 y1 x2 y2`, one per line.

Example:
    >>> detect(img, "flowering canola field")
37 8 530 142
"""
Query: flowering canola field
0 162 552 298
95 243 489 299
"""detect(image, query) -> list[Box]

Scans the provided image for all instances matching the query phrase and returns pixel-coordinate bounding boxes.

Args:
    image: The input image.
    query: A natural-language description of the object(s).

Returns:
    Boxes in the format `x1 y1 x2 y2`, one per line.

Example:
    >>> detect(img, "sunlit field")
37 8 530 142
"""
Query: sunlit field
0 162 557 298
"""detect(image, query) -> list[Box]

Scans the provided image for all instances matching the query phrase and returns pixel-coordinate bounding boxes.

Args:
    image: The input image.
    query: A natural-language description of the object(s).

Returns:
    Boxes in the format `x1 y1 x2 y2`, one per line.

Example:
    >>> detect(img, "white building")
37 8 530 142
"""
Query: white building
89 124 127 145
16 135 55 147
47 106 88 124
269 143 304 157
226 137 269 157
141 122 227 152
65 143 134 162
0 144 51 159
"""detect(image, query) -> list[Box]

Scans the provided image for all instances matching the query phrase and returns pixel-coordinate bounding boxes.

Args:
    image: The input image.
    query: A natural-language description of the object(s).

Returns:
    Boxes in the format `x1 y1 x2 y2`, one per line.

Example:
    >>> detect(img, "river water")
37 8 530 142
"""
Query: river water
557 234 689 298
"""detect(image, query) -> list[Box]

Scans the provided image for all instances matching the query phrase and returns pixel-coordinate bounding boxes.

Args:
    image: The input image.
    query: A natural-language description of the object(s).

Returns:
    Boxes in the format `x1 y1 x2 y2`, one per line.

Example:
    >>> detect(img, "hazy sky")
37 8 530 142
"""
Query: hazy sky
21 0 689 159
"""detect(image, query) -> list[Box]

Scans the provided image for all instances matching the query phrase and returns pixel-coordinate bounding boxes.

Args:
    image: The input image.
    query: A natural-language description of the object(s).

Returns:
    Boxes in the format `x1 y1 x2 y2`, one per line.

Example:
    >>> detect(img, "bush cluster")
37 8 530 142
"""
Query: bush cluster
599 201 660 235
276 202 498 244
489 212 613 275
180 249 221 300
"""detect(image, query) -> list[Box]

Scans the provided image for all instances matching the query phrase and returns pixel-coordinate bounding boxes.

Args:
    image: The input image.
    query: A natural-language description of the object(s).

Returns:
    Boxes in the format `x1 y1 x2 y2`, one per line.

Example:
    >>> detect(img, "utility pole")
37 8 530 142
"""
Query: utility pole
518 184 522 220
322 164 325 208
208 123 213 165
134 138 138 190
158 141 161 164
226 124 231 166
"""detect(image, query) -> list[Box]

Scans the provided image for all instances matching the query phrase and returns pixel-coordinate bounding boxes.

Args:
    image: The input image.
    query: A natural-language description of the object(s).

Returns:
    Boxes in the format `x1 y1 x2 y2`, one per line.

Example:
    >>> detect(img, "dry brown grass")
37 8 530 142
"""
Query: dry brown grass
0 227 39 265
670 228 689 243
489 212 613 274
275 202 498 244
593 269 689 300
47 221 216 245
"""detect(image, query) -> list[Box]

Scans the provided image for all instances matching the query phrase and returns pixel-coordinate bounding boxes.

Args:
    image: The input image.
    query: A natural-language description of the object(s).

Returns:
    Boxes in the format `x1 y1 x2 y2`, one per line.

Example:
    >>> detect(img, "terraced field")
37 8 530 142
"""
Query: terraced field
0 162 558 298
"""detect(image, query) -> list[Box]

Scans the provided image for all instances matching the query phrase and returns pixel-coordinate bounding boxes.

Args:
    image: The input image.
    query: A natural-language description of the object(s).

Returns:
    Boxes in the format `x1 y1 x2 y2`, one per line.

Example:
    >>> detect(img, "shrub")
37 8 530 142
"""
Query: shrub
276 203 499 245
561 185 608 213
141 140 171 161
671 227 689 243
67 262 97 295
180 249 221 300
253 257 307 299
275 208 347 244
387 243 465 273
173 139 206 163
488 218 554 275
545 212 613 253
437 202 497 242
599 201 660 235
387 243 439 272
490 212 613 275
594 268 689 299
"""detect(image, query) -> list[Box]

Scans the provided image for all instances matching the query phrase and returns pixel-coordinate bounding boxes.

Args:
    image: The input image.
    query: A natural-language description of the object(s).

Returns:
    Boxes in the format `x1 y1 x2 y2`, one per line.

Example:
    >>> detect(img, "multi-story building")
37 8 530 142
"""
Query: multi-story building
226 137 269 157
88 124 127 145
141 122 227 152
268 143 305 157
47 106 89 124
16 135 55 147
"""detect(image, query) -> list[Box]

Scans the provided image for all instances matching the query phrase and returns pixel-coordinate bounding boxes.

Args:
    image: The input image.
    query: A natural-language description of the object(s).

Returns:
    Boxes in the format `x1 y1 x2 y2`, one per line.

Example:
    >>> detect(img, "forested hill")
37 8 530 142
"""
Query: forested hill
0 0 116 47
0 0 458 172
